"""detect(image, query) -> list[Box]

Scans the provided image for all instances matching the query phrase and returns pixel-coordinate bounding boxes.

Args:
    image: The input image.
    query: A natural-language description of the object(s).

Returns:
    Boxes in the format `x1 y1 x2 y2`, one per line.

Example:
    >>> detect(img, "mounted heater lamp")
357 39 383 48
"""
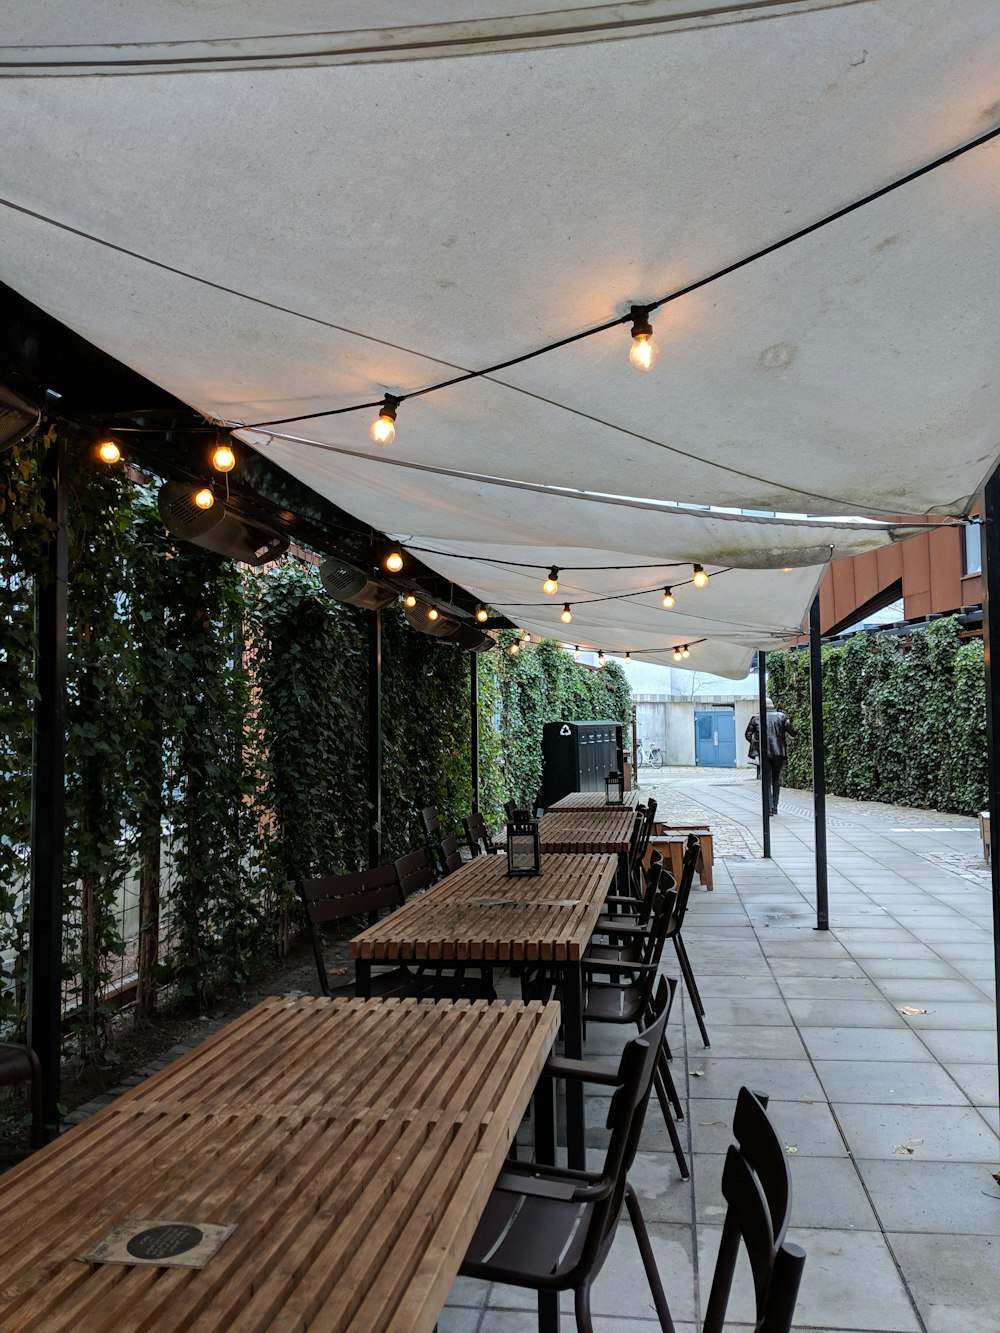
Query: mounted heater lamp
0 385 41 451
605 771 624 806
158 481 288 565
505 810 542 877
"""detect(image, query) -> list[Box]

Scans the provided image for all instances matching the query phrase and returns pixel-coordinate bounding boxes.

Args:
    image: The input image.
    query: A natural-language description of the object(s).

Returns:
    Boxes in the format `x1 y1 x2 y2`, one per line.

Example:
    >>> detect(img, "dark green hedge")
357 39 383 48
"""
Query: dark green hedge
767 617 986 816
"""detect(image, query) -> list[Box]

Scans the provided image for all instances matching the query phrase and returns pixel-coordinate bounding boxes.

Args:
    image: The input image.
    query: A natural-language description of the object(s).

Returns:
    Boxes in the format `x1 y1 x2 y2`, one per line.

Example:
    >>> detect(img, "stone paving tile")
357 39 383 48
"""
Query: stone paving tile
834 1102 1000 1163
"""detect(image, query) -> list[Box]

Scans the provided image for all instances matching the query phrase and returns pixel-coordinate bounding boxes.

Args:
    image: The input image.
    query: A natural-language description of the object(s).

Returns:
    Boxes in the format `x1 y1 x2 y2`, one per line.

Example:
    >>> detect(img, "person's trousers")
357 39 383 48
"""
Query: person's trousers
767 756 786 813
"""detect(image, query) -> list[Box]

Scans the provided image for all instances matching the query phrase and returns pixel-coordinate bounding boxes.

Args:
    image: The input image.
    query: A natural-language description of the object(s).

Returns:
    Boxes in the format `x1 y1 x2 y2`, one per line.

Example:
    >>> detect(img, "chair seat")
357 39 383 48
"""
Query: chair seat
0 1044 36 1086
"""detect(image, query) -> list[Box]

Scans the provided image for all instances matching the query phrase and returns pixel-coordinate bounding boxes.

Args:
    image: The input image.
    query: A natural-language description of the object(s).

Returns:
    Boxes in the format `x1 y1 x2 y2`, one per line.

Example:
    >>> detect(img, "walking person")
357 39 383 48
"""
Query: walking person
745 698 796 816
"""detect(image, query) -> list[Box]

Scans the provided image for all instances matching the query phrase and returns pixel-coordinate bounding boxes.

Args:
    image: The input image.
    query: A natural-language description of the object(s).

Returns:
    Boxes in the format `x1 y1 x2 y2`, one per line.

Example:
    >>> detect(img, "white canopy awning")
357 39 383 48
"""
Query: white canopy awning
1 0 996 675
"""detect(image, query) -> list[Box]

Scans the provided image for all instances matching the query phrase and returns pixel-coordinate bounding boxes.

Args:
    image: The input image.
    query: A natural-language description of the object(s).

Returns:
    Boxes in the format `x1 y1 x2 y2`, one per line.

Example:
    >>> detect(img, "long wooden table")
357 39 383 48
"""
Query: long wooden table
547 789 640 812
0 995 559 1333
350 852 616 1167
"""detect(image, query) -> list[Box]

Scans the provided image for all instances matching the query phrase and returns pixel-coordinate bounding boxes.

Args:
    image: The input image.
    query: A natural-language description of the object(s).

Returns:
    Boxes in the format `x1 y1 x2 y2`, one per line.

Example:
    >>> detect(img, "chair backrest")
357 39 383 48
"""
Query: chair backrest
671 834 701 929
637 797 657 861
634 853 672 926
502 798 517 821
300 865 403 996
419 805 441 841
394 847 437 900
578 976 678 1269
463 811 496 857
702 1088 806 1333
438 833 464 875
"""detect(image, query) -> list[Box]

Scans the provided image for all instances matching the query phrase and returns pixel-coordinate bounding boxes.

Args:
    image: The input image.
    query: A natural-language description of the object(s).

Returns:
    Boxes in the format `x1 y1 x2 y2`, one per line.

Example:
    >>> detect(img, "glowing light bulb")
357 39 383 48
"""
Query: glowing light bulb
521 630 532 643
476 607 489 623
560 604 573 624
403 594 417 608
427 607 439 622
542 566 559 595
384 551 404 573
692 564 709 588
370 395 399 446
212 442 236 473
508 640 520 656
97 440 121 464
597 651 605 666
573 645 581 659
625 652 631 660
662 587 675 609
682 645 690 659
672 648 682 662
782 566 794 573
194 488 215 511
629 306 656 371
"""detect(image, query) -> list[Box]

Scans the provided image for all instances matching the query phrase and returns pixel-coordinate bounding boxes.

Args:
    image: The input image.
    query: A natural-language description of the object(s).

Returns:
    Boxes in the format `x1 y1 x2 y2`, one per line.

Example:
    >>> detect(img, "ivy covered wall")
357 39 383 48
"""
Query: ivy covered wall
1 429 634 1064
767 617 987 816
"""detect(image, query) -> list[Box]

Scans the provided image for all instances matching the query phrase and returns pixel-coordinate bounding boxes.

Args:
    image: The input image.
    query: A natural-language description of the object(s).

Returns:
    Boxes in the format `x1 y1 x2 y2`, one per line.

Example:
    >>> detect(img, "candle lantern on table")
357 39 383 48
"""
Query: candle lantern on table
506 810 542 877
605 770 624 806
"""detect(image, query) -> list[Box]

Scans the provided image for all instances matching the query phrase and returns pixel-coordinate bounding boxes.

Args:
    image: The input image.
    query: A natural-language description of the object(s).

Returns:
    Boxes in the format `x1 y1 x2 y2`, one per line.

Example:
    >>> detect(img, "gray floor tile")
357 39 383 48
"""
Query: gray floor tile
862 958 964 980
914 1028 999 1064
897 1001 997 1031
888 1231 1000 1333
786 999 905 1029
767 958 869 979
945 1063 999 1106
775 975 879 1000
686 1095 847 1158
438 1307 483 1331
685 1056 824 1102
696 1154 878 1229
873 978 989 1004
799 1026 933 1062
816 1060 971 1106
691 996 791 1025
835 1102 1000 1162
856 1159 1000 1234
692 1023 806 1059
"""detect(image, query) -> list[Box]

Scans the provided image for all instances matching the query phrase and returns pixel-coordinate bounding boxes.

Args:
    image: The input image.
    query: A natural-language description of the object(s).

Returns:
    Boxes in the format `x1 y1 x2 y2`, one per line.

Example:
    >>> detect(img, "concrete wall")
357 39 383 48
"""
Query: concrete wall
634 694 760 767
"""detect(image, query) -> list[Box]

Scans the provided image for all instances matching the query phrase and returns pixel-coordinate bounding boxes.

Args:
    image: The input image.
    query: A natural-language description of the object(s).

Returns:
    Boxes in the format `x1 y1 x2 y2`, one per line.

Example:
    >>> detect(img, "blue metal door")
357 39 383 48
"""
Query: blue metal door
694 710 737 767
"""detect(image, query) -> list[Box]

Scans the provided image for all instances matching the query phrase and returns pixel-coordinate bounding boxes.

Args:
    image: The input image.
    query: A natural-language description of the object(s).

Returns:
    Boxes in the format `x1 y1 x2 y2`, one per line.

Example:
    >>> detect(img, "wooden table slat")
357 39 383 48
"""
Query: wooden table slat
546 789 640 812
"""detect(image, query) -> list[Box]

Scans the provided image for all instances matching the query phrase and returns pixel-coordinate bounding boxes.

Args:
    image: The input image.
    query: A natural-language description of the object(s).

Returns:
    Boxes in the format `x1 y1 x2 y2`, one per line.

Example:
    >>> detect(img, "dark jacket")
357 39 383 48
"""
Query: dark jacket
745 710 796 759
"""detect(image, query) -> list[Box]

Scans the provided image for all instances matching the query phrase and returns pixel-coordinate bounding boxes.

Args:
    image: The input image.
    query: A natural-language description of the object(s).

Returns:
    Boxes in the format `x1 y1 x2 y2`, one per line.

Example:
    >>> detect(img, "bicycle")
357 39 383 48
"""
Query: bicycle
635 740 664 769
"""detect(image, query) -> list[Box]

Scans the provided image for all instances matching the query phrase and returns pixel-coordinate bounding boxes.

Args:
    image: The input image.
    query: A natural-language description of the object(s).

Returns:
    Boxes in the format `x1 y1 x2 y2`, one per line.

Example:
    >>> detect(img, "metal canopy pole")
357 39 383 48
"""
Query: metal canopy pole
979 474 1000 1096
28 432 68 1142
809 596 830 930
470 651 480 814
367 608 382 870
758 651 771 859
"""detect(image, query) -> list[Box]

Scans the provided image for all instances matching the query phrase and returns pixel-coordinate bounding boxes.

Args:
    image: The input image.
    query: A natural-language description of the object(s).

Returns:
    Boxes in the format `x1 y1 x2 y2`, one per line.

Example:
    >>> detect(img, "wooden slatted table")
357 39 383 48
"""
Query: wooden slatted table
0 996 559 1333
350 852 616 1167
547 789 640 812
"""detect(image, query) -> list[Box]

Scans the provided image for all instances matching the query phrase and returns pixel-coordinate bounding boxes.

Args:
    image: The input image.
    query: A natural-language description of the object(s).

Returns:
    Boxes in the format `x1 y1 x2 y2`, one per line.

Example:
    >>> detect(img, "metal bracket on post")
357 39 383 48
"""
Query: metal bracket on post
758 650 771 859
810 596 829 930
28 430 68 1142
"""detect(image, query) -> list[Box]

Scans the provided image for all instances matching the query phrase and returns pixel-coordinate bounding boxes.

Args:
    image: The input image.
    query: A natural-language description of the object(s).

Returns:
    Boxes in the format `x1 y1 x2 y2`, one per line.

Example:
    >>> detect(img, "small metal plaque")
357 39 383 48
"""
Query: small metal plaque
83 1219 236 1269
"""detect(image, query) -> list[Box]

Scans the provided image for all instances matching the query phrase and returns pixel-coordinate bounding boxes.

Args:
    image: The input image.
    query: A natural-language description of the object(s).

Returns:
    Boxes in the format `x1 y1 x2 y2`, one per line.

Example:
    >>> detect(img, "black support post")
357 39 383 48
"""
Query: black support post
470 651 480 814
367 608 382 870
758 651 771 859
28 431 68 1142
979 475 1000 1096
809 596 829 930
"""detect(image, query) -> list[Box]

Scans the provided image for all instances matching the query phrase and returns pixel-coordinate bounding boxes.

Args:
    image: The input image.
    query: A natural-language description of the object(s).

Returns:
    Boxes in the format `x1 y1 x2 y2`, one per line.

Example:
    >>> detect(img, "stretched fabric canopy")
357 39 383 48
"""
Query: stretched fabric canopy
0 0 996 672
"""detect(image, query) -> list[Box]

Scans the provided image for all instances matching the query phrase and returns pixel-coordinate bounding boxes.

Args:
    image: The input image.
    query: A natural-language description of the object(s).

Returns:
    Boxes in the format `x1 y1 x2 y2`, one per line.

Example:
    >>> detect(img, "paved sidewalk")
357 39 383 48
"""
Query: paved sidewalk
444 770 999 1332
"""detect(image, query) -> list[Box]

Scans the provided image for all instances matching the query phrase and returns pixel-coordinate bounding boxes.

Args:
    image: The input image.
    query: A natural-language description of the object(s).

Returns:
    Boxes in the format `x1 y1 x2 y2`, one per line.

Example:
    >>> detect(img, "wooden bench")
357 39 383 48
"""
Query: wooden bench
644 823 714 890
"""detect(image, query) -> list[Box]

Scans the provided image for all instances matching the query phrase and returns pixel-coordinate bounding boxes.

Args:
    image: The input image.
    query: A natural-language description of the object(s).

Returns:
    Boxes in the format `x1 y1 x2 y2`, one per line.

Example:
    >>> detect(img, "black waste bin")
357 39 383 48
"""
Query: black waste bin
541 720 624 809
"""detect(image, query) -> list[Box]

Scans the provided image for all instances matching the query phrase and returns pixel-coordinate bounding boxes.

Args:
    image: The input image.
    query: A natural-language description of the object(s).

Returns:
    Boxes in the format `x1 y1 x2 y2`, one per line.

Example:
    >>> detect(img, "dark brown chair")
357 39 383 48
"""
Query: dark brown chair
0 1043 42 1149
394 847 437 900
463 811 499 857
666 835 710 1048
301 866 433 999
437 832 464 875
395 847 496 1000
702 1087 807 1333
419 804 442 842
459 977 677 1331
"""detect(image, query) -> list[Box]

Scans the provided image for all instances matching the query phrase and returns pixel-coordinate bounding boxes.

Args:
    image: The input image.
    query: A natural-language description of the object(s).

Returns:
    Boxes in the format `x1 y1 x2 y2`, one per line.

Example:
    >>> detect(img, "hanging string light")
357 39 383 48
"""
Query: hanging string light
560 603 573 624
369 394 400 446
597 650 605 667
682 645 690 659
383 550 404 573
521 629 532 643
97 439 121 464
212 439 236 473
508 640 520 656
574 645 581 659
628 305 656 371
403 593 417 608
692 564 709 588
542 566 560 595
427 606 440 622
194 487 215 511
661 587 675 609
475 606 489 622
672 647 682 662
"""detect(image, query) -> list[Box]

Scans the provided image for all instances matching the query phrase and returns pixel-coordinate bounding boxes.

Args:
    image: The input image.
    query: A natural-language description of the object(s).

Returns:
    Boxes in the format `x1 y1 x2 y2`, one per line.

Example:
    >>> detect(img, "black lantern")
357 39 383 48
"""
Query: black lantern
605 770 624 806
506 809 542 877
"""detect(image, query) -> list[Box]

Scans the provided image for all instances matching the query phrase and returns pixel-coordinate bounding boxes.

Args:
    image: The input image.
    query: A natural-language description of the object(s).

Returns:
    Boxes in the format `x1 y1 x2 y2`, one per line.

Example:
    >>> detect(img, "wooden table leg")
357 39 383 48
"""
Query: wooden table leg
563 960 585 1170
354 959 371 1000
